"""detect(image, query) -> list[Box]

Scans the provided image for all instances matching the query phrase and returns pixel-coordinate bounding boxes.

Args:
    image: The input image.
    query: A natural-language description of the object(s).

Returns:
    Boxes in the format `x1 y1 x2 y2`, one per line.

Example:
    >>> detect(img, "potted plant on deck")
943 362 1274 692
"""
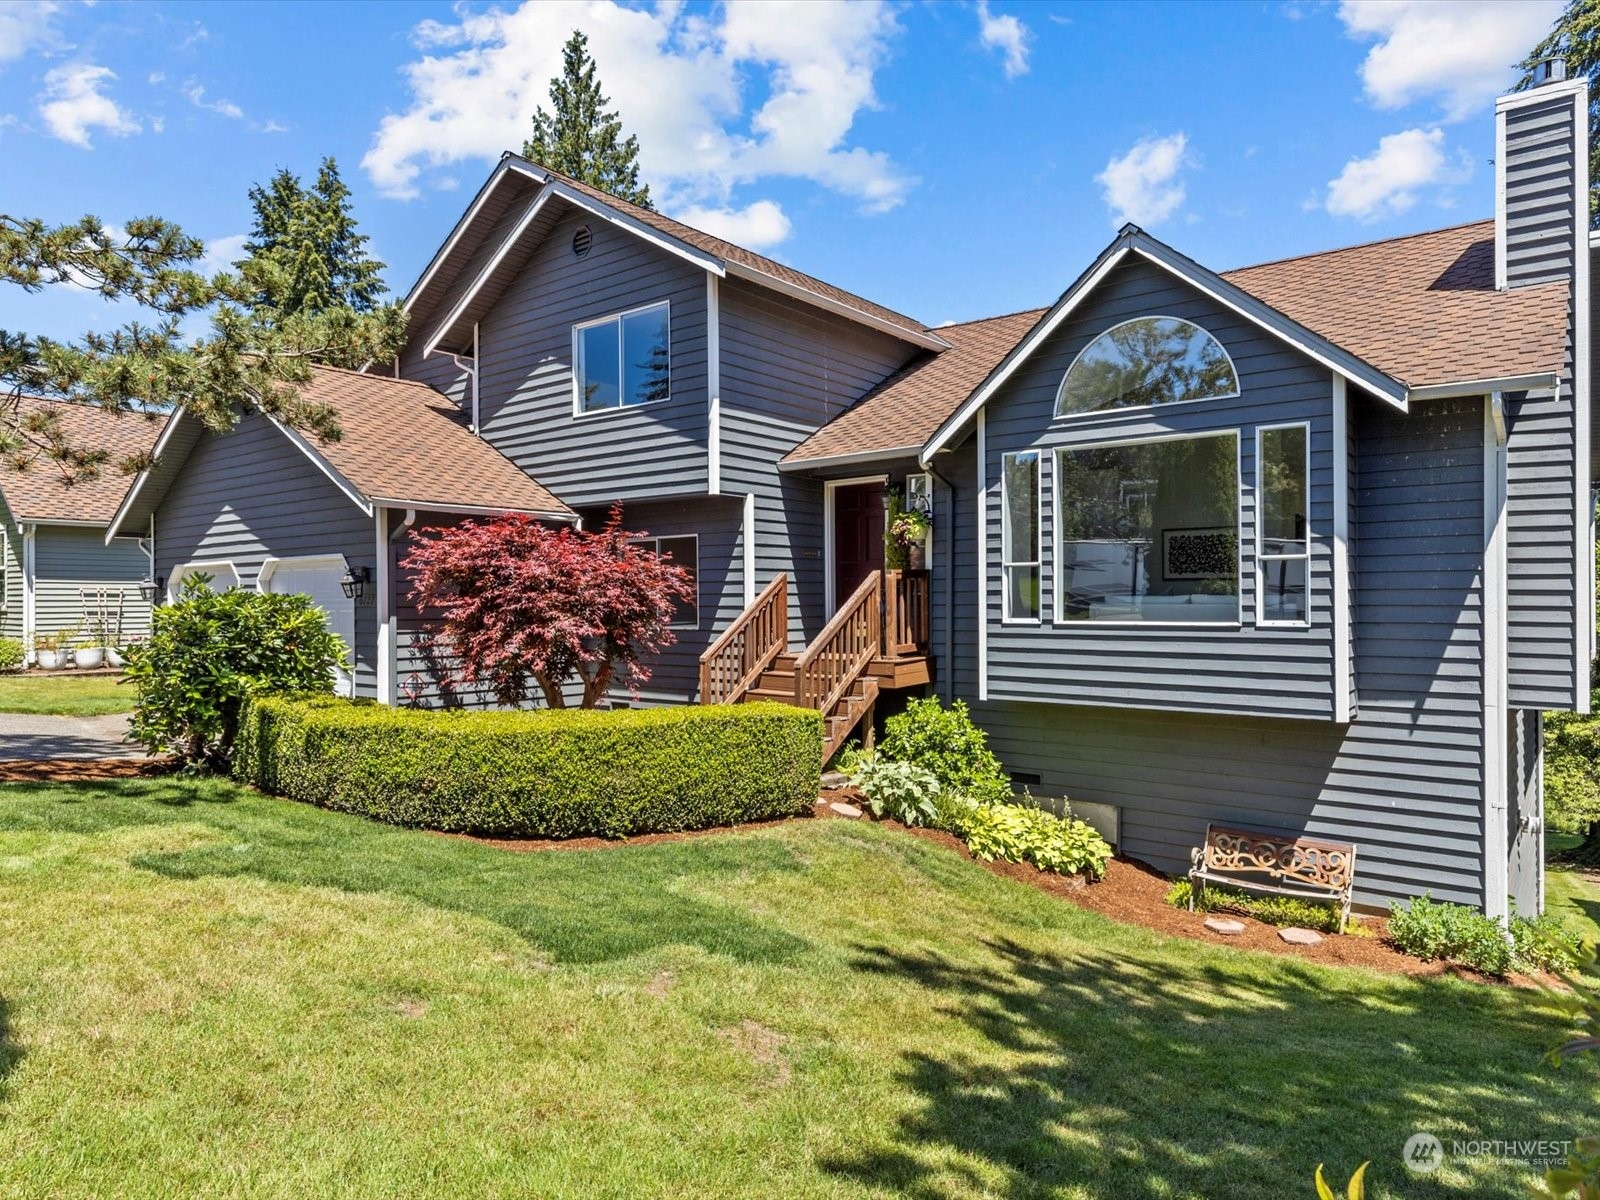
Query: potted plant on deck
890 508 933 570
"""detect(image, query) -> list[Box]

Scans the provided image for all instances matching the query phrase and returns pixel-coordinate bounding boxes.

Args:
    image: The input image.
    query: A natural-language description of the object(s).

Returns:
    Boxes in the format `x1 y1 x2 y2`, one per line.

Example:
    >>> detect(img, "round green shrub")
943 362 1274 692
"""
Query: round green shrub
879 696 1012 804
0 636 24 672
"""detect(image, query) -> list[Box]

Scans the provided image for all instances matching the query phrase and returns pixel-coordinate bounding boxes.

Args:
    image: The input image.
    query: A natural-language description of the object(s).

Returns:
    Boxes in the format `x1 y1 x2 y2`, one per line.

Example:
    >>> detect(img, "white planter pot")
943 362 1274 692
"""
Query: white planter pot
106 648 126 669
36 649 67 670
73 647 105 670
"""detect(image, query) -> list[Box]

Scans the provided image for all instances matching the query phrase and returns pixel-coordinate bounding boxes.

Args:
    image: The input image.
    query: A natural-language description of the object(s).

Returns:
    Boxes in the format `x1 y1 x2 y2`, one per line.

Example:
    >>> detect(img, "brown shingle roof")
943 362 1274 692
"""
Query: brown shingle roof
302 367 571 516
526 159 937 343
1 397 165 525
1220 219 1569 388
783 309 1047 464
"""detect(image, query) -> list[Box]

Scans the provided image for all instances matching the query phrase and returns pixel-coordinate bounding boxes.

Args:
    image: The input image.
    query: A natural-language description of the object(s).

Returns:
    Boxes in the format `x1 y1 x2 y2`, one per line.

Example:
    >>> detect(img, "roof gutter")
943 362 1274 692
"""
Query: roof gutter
1405 372 1559 402
365 498 578 524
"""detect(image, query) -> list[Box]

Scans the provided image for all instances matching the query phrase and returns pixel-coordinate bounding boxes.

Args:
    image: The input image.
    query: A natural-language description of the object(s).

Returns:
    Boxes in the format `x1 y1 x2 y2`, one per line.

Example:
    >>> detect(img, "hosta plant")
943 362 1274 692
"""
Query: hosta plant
846 756 941 827
963 801 1111 879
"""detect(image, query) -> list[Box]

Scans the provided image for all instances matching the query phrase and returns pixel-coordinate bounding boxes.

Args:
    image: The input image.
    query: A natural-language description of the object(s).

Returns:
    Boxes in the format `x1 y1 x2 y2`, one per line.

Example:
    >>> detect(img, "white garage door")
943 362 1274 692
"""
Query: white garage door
261 558 356 696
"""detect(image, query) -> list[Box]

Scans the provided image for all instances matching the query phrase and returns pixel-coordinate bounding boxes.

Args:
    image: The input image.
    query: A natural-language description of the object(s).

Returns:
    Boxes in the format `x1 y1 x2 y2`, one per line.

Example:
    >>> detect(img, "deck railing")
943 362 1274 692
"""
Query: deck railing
793 571 882 716
697 572 788 705
884 569 931 657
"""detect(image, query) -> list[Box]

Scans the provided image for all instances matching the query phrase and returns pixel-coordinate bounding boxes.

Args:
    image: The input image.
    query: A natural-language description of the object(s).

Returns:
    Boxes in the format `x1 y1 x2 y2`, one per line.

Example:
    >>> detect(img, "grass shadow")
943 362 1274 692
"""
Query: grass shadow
824 936 1586 1199
0 999 20 1117
0 776 810 967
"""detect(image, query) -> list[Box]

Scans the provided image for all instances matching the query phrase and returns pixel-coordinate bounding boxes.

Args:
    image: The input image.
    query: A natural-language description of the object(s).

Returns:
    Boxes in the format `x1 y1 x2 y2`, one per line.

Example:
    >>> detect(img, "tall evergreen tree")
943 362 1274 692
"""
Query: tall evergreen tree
523 30 653 210
1519 0 1600 227
239 157 388 314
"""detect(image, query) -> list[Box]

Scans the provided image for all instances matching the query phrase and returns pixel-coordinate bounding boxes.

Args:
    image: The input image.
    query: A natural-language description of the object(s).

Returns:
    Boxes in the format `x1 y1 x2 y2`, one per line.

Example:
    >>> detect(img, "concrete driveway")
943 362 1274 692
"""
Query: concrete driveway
0 712 140 760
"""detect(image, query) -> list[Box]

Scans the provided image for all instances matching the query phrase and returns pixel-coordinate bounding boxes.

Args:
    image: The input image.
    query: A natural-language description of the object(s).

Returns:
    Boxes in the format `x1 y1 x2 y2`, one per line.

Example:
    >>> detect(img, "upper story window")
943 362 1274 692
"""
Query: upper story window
1056 431 1239 624
574 301 670 414
1056 316 1239 418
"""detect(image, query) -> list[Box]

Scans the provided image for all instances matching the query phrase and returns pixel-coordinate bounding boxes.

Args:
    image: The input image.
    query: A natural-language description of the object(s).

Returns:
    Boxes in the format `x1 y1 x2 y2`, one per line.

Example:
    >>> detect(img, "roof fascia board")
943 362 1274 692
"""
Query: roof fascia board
504 161 725 275
1407 372 1559 401
722 262 948 351
920 232 1408 464
1495 77 1588 111
367 497 577 522
104 407 193 543
265 416 374 518
402 160 517 314
921 245 1131 463
778 445 923 473
29 518 111 529
422 188 556 357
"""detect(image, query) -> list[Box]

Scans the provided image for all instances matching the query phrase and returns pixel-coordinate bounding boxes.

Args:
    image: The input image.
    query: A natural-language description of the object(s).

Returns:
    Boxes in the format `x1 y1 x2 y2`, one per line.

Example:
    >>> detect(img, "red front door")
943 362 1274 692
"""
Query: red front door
833 481 885 611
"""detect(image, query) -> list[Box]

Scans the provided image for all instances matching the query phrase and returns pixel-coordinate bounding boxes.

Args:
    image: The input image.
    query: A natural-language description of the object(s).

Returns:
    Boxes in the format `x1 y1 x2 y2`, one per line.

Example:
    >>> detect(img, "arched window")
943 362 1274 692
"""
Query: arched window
1056 316 1238 417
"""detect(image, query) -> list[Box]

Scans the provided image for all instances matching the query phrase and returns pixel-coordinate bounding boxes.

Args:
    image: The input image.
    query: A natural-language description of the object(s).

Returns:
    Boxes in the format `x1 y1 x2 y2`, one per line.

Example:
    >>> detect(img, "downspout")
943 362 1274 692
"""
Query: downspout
924 459 957 702
447 322 481 436
20 523 35 664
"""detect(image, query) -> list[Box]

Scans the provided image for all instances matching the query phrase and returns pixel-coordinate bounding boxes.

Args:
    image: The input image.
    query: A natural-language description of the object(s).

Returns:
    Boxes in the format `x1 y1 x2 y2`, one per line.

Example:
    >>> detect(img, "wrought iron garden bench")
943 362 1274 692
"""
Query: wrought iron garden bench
1188 823 1358 933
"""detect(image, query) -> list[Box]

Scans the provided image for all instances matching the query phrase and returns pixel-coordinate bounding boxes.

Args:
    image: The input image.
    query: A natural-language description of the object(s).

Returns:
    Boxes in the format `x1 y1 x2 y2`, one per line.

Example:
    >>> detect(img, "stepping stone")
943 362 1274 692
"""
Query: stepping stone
828 801 863 819
1278 927 1324 946
1203 916 1246 936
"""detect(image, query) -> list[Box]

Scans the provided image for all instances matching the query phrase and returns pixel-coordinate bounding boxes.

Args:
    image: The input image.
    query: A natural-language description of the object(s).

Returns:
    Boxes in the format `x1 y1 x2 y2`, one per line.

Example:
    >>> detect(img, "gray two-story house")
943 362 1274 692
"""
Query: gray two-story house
112 67 1593 919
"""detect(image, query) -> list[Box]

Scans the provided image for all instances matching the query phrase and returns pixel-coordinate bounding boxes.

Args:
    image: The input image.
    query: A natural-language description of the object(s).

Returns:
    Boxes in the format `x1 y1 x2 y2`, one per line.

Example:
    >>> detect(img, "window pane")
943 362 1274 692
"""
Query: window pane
1002 452 1039 565
622 305 670 406
657 535 697 627
1260 426 1307 554
578 320 621 410
1057 434 1238 623
1057 317 1238 416
1005 565 1040 621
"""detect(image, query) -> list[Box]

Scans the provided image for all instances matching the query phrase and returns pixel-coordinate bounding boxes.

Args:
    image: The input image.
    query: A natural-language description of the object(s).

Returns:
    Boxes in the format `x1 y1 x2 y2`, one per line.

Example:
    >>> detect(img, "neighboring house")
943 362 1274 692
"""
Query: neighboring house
1 398 162 658
114 68 1592 918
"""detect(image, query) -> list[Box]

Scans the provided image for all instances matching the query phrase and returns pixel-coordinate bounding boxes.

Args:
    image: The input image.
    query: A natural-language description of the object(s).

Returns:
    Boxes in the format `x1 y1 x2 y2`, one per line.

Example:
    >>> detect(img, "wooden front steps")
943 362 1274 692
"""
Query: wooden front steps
699 569 932 761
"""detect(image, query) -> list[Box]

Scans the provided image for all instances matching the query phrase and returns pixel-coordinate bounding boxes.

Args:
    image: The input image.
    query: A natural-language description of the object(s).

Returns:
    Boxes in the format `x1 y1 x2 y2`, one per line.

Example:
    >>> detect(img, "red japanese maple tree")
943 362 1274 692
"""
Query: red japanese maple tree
401 505 694 708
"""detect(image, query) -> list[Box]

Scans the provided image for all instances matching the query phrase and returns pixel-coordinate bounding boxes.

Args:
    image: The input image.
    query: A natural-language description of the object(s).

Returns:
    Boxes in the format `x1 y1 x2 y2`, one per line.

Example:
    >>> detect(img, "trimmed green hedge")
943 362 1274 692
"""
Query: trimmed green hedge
234 696 823 838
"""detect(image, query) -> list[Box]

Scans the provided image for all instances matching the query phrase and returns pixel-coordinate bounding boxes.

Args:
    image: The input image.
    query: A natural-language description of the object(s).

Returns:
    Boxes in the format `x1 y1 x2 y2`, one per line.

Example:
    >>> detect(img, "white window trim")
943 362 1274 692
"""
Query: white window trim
168 560 242 601
629 534 700 630
571 300 672 418
1254 421 1313 630
1054 314 1241 421
1000 450 1042 624
1051 428 1243 628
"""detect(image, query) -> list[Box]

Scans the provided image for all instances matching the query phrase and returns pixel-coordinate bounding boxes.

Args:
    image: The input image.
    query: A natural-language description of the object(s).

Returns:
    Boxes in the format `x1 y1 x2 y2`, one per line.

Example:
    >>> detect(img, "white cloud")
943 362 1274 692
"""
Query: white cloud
674 199 792 249
1324 126 1470 220
977 1 1030 79
37 63 140 148
1096 132 1190 228
1338 0 1564 121
182 82 244 120
0 1 60 67
198 232 249 278
361 0 914 239
260 119 288 134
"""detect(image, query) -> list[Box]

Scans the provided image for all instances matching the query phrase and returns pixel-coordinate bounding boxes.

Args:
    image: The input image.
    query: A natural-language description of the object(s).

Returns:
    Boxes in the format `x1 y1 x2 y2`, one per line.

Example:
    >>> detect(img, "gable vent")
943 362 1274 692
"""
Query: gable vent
572 226 593 258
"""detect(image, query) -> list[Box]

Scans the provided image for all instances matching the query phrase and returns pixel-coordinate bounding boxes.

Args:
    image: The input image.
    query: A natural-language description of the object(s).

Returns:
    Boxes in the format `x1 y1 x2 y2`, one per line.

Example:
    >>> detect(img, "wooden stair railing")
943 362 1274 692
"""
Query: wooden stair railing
697 572 789 705
794 571 883 759
884 569 931 657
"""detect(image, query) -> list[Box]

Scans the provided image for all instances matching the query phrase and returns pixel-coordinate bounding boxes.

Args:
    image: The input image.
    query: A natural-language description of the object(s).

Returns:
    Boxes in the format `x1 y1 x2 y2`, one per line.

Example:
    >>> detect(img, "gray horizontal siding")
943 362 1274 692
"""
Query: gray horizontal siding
980 256 1340 721
154 415 378 697
0 497 19 644
34 527 151 647
955 389 1490 909
472 209 710 504
720 277 914 642
1503 88 1581 288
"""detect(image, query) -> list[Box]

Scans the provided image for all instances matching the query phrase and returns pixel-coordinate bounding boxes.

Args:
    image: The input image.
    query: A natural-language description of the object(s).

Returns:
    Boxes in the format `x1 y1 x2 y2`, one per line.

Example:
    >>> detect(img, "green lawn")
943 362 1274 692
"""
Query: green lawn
0 672 133 716
0 778 1593 1199
1548 830 1600 944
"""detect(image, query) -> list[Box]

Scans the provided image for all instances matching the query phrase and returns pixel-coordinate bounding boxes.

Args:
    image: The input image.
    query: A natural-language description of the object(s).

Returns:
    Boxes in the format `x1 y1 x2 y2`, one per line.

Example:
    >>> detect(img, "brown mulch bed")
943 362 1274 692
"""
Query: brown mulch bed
816 786 1534 985
0 757 172 784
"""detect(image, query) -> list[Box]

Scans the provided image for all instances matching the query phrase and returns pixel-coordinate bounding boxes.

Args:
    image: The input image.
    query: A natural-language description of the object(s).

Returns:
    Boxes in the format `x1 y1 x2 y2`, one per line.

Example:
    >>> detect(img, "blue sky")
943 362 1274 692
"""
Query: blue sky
0 0 1564 341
